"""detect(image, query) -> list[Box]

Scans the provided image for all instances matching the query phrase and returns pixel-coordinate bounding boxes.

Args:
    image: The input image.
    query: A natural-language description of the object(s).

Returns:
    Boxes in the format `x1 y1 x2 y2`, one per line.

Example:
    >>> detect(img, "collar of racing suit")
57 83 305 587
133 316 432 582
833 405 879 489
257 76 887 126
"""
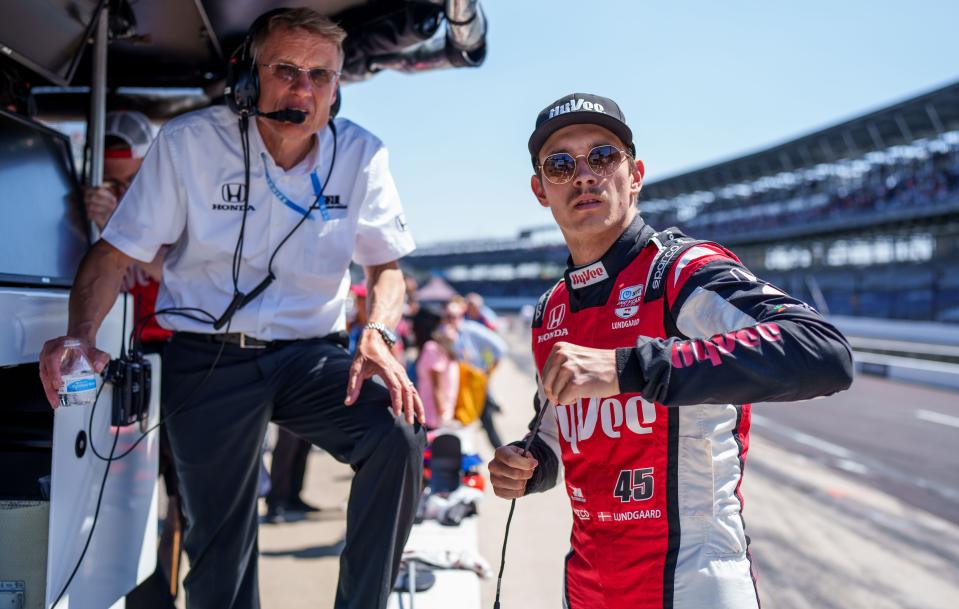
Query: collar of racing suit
562 213 656 312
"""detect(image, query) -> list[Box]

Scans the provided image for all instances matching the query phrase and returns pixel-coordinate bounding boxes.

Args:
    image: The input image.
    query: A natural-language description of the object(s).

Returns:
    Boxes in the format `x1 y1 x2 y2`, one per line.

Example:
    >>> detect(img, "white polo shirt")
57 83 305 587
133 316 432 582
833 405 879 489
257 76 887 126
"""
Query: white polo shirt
102 105 415 339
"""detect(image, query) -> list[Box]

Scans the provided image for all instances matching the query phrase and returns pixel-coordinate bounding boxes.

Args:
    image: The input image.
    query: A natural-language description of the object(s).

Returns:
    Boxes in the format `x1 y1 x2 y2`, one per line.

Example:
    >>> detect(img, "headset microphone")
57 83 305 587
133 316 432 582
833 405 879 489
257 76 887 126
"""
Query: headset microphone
257 108 307 124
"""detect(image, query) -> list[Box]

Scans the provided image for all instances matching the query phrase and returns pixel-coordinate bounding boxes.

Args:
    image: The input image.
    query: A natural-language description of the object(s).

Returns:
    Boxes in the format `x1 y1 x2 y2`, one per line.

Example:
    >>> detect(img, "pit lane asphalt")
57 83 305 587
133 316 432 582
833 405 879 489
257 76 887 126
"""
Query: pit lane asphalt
750 373 959 525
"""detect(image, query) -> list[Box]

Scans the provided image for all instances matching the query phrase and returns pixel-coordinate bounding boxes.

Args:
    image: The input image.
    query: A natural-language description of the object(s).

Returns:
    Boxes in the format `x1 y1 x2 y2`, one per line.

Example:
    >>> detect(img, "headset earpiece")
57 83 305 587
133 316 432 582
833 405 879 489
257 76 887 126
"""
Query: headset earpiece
226 8 290 116
226 38 258 115
330 87 341 119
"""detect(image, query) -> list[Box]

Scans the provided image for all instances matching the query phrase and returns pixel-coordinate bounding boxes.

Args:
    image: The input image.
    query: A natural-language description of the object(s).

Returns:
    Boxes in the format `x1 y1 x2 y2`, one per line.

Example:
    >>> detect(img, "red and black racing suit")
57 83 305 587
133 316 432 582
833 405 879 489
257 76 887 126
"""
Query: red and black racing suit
517 215 853 609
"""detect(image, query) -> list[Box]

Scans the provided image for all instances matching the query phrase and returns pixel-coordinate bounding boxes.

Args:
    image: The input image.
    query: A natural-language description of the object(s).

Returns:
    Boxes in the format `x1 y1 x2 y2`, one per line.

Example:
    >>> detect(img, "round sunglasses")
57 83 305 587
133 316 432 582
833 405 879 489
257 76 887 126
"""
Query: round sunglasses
538 144 631 185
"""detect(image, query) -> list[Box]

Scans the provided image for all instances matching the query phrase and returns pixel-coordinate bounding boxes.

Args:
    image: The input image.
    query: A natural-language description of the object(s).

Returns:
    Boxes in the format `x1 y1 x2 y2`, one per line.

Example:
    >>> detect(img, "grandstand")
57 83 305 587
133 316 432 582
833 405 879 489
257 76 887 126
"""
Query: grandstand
403 80 959 321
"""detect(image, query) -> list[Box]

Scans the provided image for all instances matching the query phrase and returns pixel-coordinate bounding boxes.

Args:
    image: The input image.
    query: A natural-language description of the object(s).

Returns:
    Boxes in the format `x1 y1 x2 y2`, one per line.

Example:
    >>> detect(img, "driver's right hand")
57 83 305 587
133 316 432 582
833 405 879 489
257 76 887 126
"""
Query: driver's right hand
488 445 539 499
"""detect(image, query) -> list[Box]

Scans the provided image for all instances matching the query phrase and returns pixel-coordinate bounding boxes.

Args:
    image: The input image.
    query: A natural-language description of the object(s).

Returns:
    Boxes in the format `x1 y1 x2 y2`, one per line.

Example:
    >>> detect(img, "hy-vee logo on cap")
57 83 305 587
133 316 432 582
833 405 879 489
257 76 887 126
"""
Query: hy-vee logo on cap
548 98 606 119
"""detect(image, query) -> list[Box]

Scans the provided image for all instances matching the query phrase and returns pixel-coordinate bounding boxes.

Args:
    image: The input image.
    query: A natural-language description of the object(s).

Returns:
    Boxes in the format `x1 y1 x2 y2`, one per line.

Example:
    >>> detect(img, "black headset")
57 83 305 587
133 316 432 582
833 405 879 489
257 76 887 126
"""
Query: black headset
225 8 342 118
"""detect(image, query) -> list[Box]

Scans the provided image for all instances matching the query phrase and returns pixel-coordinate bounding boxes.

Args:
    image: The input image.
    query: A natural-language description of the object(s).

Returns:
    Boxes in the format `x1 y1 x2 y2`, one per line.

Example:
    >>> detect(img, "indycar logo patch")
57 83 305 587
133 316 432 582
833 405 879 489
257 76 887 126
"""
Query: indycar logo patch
614 284 643 322
618 284 643 303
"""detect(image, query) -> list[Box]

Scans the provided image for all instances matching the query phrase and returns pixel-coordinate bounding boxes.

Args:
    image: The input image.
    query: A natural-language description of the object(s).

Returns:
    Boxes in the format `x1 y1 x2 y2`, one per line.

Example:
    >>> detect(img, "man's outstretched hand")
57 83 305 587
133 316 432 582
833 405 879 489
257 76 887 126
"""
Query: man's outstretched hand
345 329 424 425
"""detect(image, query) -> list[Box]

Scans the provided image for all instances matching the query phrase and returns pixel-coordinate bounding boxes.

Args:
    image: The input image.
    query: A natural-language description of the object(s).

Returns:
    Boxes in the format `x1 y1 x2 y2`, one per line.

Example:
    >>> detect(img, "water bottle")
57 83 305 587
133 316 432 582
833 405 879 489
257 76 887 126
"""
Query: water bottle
58 339 98 408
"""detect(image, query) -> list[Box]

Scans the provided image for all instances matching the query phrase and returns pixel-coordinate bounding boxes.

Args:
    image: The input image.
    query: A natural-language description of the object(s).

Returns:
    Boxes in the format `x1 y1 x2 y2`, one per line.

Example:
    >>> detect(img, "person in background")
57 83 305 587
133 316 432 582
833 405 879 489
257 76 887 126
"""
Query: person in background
263 427 320 523
446 297 507 448
518 302 535 337
412 304 459 429
90 111 169 342
347 283 369 353
462 293 508 447
400 275 421 381
464 292 498 331
404 275 420 319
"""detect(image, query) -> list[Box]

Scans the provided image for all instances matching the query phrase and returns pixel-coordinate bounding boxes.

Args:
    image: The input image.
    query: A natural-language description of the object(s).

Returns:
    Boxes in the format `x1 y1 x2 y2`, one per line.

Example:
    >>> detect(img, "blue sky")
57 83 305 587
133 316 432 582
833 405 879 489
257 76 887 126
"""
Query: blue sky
342 0 959 245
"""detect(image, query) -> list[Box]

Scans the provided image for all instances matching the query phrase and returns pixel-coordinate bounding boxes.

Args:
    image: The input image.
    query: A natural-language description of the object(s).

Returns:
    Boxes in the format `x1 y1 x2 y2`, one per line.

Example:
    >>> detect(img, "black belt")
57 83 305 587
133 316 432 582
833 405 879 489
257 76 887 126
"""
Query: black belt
174 331 349 350
174 332 296 349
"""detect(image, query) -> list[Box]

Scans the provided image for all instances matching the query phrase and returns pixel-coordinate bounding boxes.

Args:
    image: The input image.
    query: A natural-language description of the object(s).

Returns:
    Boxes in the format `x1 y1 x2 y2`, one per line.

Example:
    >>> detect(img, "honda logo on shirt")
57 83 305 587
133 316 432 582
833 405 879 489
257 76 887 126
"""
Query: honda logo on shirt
547 303 567 330
222 183 247 203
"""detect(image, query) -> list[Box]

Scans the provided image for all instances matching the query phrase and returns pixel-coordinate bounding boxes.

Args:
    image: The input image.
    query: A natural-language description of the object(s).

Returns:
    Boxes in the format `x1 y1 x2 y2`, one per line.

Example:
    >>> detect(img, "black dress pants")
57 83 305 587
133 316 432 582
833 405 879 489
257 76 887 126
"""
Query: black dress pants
162 334 424 609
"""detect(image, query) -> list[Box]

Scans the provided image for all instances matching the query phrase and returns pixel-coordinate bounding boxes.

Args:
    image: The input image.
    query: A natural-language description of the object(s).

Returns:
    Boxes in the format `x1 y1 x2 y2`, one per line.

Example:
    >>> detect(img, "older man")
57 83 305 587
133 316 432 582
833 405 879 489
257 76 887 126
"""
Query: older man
39 9 423 609
488 93 854 609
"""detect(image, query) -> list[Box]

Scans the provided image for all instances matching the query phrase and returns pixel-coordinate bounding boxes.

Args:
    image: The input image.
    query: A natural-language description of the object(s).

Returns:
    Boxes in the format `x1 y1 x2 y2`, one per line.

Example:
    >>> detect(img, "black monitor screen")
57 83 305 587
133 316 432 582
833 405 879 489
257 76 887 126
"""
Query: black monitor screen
0 110 88 287
0 0 101 85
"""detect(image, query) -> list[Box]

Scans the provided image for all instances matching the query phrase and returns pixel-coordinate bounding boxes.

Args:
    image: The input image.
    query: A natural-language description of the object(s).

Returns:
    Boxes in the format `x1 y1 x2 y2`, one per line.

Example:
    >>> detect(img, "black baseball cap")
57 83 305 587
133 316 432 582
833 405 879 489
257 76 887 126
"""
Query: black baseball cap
528 93 635 167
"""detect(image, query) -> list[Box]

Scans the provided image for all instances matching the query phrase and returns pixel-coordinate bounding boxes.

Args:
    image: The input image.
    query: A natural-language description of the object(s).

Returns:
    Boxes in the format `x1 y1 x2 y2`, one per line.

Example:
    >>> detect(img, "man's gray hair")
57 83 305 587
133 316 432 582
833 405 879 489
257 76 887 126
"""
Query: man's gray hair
252 7 348 60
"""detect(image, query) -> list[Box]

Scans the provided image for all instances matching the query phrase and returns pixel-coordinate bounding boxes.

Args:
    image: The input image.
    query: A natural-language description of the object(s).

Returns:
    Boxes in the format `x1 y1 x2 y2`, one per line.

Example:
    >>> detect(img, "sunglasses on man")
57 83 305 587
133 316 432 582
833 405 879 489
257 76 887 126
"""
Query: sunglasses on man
538 144 631 185
260 63 341 88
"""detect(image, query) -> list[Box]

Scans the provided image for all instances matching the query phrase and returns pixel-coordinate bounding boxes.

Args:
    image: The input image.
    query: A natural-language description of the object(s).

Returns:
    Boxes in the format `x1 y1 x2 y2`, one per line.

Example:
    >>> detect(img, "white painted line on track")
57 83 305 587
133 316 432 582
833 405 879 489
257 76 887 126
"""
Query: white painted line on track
916 409 959 429
854 351 959 373
751 414 852 458
836 459 870 475
752 413 959 505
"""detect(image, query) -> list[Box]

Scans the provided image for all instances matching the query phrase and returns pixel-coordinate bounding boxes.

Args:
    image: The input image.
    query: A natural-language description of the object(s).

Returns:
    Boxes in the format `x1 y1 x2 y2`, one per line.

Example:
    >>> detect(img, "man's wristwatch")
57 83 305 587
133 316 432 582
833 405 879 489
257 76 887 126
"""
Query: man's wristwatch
364 322 397 348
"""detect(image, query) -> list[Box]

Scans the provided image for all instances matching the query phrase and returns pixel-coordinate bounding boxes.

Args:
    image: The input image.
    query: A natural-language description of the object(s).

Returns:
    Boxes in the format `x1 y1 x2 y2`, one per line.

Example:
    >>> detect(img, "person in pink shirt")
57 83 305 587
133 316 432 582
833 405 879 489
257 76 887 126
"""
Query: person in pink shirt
413 306 459 429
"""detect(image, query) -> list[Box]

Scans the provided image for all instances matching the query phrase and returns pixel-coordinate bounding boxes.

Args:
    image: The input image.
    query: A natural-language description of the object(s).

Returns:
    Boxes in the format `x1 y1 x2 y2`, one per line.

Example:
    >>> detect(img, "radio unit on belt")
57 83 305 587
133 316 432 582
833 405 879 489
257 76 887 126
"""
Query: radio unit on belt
105 351 152 427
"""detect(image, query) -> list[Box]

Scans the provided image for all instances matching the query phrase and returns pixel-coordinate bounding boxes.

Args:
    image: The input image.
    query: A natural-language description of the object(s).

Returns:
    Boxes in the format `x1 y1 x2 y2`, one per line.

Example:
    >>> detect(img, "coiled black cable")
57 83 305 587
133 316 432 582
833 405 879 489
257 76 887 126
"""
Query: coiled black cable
493 402 551 609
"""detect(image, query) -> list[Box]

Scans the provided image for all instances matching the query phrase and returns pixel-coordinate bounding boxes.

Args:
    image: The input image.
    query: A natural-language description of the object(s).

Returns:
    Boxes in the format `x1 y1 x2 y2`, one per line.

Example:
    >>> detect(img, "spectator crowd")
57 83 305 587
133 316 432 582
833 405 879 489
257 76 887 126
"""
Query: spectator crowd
643 138 959 239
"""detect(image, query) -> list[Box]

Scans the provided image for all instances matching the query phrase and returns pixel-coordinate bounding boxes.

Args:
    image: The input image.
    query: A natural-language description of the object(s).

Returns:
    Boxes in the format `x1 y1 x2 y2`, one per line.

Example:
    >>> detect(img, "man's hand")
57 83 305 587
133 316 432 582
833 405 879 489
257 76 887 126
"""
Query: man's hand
488 445 539 499
541 342 620 406
38 336 110 408
345 328 425 425
83 186 118 231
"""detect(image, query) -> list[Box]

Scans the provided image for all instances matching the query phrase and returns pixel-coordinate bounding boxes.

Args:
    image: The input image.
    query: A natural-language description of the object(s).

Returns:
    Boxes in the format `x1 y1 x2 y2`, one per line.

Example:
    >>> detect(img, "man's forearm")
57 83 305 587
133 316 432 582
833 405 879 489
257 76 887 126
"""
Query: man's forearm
365 261 406 328
68 240 133 342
